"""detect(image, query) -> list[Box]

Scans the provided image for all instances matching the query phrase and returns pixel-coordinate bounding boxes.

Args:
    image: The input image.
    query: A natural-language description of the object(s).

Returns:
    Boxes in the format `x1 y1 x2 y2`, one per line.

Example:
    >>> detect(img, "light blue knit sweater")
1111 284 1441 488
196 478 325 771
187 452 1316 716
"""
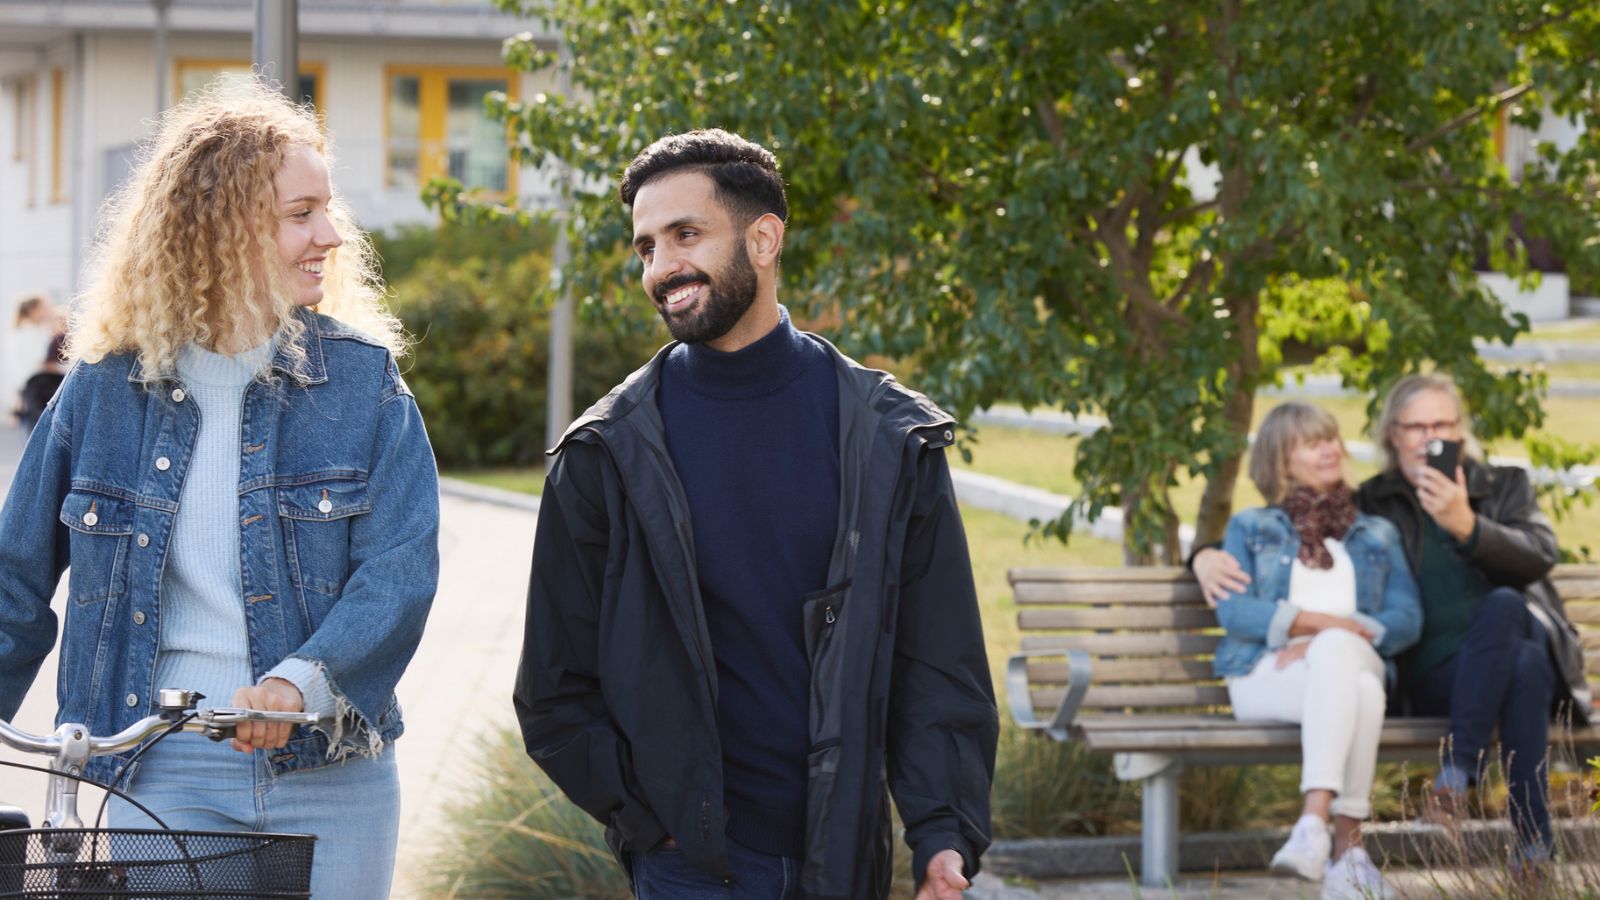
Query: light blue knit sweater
152 342 334 719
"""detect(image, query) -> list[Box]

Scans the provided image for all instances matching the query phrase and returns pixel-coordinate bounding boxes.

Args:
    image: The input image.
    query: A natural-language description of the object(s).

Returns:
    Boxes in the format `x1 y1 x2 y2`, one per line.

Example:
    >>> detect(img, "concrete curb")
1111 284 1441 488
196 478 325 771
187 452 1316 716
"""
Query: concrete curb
986 819 1600 880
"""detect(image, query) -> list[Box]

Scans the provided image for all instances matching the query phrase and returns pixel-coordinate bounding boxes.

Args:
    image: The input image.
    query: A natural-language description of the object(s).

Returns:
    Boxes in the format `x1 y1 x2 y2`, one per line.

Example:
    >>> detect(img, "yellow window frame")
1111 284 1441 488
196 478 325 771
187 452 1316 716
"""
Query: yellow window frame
49 68 65 205
382 64 519 197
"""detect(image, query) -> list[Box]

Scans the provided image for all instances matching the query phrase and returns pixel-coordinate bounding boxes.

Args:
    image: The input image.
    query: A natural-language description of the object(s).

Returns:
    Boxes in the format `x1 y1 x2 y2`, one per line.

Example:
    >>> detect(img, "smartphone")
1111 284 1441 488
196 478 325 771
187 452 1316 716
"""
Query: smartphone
1425 438 1462 477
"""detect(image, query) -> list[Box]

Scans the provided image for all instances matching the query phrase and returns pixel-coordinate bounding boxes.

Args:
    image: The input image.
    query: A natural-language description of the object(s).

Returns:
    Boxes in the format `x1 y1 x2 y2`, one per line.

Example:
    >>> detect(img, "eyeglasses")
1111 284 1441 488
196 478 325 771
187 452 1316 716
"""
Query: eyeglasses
1394 419 1460 438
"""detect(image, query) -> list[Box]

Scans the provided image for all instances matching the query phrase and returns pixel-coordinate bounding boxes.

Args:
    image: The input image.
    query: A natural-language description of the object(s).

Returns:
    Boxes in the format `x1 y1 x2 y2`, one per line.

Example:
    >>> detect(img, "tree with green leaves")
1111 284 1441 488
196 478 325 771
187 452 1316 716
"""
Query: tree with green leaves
436 0 1600 562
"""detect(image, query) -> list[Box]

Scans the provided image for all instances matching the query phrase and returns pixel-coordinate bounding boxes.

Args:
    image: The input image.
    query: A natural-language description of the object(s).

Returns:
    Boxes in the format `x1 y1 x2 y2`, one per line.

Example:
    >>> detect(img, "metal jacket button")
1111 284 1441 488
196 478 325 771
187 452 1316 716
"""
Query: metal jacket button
82 511 98 527
318 499 333 514
132 611 146 625
171 388 186 403
155 457 171 471
124 693 139 707
136 533 150 548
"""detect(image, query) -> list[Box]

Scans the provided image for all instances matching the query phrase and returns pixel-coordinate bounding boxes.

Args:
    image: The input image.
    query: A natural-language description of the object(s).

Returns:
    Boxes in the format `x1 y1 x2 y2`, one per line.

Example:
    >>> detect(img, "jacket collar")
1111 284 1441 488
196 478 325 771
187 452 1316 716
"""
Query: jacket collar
126 307 329 386
548 330 955 455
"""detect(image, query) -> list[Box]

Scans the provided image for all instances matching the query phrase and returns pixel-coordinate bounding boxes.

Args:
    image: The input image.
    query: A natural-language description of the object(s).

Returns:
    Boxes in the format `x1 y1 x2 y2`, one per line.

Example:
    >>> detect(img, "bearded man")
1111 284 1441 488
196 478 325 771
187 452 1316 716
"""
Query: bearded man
513 129 998 900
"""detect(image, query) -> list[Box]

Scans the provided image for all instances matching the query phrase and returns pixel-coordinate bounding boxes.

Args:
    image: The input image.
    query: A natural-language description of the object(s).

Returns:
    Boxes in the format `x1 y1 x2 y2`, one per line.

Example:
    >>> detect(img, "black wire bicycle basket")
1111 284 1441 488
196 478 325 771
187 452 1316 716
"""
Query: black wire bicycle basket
0 828 313 898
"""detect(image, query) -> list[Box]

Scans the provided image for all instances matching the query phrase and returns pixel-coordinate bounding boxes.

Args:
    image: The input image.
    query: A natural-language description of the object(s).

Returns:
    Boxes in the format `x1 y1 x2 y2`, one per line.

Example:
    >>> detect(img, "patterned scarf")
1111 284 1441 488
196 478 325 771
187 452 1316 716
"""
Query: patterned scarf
1281 483 1357 569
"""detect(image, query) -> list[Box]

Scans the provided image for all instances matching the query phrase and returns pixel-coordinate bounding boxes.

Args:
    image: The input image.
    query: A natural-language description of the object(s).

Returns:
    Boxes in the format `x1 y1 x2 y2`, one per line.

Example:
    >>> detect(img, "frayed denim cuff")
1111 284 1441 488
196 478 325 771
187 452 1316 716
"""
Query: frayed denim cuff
1348 611 1387 649
262 657 337 720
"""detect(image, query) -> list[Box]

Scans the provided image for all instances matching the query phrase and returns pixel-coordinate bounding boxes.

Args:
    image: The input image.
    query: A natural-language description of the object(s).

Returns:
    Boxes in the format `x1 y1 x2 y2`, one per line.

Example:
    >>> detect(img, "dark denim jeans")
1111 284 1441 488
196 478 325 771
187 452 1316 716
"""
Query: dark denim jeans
1409 586 1555 854
632 841 800 900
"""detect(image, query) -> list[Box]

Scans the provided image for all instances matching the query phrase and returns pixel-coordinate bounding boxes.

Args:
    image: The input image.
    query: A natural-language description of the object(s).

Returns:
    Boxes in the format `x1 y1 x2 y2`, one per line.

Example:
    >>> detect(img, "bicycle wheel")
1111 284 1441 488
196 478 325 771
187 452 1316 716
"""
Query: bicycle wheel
0 827 314 898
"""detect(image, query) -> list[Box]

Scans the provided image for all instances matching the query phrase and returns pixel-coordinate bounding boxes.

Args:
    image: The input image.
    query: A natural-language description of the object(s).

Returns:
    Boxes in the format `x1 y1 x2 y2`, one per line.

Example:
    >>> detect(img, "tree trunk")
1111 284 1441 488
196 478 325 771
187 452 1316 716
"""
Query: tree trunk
1193 355 1256 548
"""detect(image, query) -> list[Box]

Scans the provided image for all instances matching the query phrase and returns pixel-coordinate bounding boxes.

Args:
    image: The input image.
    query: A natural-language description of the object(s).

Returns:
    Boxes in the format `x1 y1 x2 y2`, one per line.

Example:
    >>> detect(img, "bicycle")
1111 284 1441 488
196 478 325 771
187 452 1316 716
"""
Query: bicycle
0 687 324 898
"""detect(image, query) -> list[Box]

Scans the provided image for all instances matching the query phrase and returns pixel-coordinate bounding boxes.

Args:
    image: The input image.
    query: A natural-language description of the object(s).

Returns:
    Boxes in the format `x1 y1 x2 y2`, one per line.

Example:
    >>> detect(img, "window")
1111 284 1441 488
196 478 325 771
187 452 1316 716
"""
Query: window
385 66 516 194
49 69 64 204
175 59 324 110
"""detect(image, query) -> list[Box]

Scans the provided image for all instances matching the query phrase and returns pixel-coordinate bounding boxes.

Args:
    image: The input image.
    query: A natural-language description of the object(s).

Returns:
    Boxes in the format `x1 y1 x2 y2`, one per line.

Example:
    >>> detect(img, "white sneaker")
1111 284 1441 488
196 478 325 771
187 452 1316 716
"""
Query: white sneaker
1321 846 1389 900
1270 814 1330 882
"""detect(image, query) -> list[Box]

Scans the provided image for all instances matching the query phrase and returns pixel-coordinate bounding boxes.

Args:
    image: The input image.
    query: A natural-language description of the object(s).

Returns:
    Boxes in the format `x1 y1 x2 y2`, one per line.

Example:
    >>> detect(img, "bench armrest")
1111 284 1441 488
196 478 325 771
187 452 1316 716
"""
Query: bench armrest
1005 648 1092 742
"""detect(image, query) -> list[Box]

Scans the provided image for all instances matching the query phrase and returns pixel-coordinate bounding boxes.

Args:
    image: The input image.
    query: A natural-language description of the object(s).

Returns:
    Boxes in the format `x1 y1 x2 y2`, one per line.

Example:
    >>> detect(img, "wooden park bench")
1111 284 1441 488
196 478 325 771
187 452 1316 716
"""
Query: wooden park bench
1005 564 1600 887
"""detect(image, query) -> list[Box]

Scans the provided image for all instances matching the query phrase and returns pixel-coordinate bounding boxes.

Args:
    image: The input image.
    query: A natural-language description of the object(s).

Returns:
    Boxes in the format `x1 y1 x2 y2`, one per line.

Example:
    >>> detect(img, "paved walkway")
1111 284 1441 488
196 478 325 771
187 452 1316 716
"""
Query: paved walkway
0 423 533 899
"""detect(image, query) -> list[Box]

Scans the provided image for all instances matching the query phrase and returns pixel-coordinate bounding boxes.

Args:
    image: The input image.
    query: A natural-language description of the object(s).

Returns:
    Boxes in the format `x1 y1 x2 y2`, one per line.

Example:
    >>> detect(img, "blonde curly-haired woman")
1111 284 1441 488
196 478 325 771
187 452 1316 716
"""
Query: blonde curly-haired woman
0 79 439 899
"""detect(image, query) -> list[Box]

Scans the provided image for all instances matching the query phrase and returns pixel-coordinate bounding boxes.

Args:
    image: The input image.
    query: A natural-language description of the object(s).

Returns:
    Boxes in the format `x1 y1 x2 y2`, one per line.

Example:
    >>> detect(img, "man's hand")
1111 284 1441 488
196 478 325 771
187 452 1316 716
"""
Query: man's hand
1192 547 1250 607
916 849 968 900
1415 465 1475 542
228 678 304 754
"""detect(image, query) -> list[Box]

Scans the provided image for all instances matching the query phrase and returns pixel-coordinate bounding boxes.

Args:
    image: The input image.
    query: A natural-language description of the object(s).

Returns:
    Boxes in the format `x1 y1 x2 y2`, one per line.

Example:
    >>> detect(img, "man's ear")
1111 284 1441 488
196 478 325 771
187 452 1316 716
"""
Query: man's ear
747 213 785 268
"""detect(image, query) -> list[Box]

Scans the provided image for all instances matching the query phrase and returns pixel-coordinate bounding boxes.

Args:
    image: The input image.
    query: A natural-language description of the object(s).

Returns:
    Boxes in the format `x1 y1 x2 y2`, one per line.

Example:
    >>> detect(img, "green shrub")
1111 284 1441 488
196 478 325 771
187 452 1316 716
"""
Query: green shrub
425 727 630 900
384 233 659 469
373 220 554 286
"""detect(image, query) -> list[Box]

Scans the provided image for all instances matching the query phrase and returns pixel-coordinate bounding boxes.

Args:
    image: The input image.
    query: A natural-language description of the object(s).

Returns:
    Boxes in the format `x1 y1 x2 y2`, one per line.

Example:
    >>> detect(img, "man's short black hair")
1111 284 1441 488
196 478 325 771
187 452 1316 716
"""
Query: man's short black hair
620 129 788 226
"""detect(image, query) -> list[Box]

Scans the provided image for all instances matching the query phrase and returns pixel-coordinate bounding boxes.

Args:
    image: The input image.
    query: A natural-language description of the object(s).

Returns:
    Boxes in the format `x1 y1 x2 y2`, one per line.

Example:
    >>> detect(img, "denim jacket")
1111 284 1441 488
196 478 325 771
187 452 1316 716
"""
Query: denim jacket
0 311 440 785
1213 506 1421 681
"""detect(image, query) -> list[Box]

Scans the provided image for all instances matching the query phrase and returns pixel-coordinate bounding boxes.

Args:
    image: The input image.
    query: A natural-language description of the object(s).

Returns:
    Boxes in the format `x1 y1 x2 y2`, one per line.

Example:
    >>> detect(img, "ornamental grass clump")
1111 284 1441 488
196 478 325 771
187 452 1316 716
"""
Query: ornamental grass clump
426 727 629 900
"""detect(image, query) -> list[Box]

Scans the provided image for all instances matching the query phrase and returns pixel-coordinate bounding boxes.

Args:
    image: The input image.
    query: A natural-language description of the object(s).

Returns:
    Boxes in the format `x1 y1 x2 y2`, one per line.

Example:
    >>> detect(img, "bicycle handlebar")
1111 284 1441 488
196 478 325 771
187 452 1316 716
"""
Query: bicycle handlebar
0 688 327 831
0 700 323 758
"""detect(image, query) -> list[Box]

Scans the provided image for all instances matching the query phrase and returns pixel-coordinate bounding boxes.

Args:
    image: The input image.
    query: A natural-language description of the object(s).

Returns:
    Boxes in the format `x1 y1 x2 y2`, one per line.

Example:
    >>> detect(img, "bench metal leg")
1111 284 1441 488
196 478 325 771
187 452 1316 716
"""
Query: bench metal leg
1116 752 1181 887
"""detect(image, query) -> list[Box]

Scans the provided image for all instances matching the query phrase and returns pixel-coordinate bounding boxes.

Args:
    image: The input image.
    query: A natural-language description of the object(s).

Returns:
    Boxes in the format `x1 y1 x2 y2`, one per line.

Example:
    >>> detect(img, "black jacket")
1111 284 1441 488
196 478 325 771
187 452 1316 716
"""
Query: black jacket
514 339 998 900
1357 460 1591 725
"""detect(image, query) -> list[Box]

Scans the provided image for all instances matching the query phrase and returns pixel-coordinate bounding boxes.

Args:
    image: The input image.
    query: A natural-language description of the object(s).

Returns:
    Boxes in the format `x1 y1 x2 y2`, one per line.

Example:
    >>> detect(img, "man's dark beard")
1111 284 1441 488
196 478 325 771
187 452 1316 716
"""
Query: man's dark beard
653 242 758 344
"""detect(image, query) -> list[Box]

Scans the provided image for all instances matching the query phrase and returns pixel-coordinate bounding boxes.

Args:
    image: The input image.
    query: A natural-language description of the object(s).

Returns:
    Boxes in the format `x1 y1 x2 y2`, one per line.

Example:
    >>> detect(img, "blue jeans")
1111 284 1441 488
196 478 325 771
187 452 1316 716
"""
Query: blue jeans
107 732 400 899
1410 587 1555 855
632 840 800 899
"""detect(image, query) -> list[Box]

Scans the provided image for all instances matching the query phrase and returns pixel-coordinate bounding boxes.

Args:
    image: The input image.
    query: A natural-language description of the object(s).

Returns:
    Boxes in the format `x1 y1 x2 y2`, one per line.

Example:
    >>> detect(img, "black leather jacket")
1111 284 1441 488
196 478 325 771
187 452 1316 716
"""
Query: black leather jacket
1356 459 1591 725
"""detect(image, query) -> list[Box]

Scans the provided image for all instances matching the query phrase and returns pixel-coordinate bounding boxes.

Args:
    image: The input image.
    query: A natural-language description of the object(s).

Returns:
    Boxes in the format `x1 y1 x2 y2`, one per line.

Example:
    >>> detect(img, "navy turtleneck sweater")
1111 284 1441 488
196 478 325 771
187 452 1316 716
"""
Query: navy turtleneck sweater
658 306 841 857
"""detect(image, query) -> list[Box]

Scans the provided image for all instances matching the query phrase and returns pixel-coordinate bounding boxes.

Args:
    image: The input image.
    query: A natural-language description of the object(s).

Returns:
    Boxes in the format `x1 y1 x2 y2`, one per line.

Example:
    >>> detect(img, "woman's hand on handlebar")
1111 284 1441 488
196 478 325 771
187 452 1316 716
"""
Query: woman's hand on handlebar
228 679 304 753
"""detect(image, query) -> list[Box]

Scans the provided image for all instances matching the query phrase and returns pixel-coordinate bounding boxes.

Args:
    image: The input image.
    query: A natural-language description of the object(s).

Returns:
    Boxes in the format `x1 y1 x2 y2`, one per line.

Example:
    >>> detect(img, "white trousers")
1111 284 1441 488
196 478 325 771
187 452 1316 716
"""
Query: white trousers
1227 628 1386 820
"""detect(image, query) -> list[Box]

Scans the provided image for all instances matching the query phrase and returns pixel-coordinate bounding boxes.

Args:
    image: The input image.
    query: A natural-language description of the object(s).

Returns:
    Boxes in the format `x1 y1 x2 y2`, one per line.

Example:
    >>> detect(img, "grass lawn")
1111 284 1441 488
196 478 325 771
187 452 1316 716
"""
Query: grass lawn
1523 318 1600 343
1543 361 1600 380
443 467 544 495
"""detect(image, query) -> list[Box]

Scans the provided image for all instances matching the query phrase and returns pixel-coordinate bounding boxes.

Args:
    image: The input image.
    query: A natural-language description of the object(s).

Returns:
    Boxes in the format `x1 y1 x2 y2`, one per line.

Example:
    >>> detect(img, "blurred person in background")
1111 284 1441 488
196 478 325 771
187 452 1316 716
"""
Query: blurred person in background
11 293 68 432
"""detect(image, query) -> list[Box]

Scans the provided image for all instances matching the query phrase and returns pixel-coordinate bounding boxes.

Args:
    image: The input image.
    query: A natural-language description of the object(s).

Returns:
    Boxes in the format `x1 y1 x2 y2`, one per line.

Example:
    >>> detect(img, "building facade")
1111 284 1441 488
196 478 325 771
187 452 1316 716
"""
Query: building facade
0 0 556 406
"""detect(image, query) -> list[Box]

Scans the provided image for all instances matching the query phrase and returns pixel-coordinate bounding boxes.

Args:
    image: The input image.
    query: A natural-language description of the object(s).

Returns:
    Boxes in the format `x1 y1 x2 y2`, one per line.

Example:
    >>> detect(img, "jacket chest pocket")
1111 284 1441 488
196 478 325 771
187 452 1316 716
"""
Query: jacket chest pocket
278 480 370 600
59 491 134 606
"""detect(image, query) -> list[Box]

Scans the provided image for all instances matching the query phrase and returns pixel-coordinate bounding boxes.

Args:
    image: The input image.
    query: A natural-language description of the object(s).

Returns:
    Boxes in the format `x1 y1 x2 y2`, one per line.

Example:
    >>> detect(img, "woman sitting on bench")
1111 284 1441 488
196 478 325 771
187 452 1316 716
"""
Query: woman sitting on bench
1212 402 1421 899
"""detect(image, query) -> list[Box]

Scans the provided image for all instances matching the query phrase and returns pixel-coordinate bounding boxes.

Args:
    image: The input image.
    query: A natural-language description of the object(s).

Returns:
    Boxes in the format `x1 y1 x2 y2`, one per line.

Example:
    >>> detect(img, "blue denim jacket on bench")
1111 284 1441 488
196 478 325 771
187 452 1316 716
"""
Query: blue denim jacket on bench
1213 506 1422 681
0 310 440 786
